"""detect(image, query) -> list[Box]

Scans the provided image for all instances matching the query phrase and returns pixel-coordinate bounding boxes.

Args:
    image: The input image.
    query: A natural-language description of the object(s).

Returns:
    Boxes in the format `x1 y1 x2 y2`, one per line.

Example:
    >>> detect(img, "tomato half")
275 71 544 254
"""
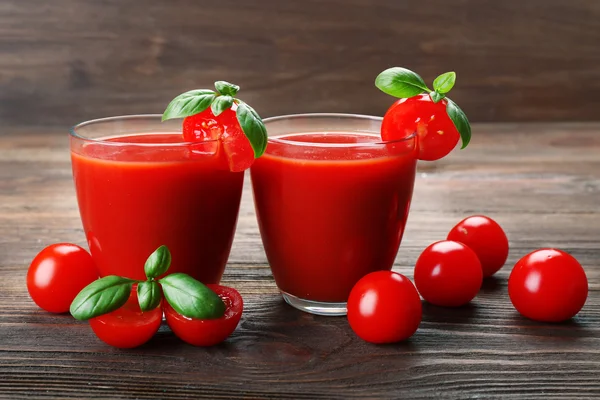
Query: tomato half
347 271 422 343
508 248 588 322
381 94 460 161
27 243 98 313
164 284 243 346
89 288 163 348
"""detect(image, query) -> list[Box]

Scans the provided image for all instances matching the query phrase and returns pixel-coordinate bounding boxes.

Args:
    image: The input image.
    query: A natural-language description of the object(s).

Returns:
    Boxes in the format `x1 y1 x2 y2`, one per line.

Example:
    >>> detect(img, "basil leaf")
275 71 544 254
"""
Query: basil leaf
433 72 456 94
70 276 135 320
159 273 226 319
144 245 171 279
211 95 234 117
446 98 471 149
137 281 162 312
236 101 267 158
214 81 240 97
375 67 429 98
162 89 216 121
430 91 445 103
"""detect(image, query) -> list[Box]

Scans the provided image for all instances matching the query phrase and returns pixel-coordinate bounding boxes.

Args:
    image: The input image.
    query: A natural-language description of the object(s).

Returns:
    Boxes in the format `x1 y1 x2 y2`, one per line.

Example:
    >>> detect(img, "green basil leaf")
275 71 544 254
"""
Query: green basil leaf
137 281 162 312
159 273 226 319
214 81 240 97
211 95 234 117
236 101 267 158
375 67 429 98
144 245 171 279
433 71 456 94
446 98 471 149
70 276 135 320
429 91 445 103
162 89 216 121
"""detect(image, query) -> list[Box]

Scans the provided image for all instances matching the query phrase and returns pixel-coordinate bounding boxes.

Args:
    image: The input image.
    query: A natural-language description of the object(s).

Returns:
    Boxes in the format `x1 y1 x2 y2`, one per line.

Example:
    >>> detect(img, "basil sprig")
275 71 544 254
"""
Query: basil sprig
137 280 162 312
70 276 135 320
374 67 429 98
144 245 171 279
162 81 267 157
160 273 226 319
70 246 226 320
375 67 471 149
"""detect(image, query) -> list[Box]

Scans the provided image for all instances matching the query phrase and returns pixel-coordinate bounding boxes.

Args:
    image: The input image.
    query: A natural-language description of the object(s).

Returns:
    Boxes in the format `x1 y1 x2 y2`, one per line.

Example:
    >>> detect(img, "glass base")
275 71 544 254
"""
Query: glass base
281 291 347 316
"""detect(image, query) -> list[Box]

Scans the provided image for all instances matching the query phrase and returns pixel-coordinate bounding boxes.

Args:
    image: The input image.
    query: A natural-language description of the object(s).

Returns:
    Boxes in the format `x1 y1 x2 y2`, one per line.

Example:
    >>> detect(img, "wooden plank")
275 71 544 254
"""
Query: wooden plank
0 124 599 398
1 0 600 128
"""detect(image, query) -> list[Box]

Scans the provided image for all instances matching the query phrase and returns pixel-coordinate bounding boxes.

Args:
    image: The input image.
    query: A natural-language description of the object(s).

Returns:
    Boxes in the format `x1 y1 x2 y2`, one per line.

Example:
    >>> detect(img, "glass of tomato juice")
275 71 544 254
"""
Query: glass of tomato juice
70 115 244 282
250 114 418 315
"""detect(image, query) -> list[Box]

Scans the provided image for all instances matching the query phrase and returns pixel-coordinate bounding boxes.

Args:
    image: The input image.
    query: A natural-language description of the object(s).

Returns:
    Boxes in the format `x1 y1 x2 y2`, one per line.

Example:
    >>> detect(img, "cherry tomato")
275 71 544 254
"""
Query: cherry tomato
89 287 162 348
27 243 98 313
508 249 588 322
164 284 243 346
381 94 460 161
183 107 254 172
347 271 422 343
414 240 483 307
447 215 509 277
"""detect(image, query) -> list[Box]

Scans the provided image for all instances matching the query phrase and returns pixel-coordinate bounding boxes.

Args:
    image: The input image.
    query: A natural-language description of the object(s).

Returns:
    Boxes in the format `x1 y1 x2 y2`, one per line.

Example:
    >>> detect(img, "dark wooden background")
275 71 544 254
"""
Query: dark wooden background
1 0 600 130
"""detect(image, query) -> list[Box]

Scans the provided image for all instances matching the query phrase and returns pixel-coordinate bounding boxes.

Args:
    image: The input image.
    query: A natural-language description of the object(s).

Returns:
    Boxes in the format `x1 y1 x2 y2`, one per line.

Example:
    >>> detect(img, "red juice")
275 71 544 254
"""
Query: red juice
71 132 243 282
251 132 417 304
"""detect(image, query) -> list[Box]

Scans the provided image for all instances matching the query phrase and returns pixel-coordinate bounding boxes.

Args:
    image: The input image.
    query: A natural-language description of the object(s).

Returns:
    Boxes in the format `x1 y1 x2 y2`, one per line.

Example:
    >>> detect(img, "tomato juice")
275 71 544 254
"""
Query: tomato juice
70 117 243 282
251 115 417 312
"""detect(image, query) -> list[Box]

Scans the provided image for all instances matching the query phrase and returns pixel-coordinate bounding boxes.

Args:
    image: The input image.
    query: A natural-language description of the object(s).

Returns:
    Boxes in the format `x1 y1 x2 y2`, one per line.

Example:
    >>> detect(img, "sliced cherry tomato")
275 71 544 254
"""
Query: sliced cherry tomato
347 271 422 343
508 249 588 322
414 240 483 307
447 215 509 277
89 287 162 348
183 107 254 172
27 243 98 313
381 94 460 161
164 284 243 346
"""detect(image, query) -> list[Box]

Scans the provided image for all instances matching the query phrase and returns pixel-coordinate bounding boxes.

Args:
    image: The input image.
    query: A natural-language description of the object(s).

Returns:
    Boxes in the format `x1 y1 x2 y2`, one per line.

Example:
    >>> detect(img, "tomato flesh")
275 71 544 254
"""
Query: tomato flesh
164 284 243 346
447 215 509 277
414 240 483 307
89 288 162 348
347 271 422 343
381 94 460 161
183 107 254 172
27 243 98 313
508 248 588 322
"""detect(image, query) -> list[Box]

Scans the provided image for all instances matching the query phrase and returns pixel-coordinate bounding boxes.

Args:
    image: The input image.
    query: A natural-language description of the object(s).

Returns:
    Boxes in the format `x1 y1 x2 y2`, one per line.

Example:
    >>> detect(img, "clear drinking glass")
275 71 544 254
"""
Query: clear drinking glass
250 114 418 316
70 115 244 282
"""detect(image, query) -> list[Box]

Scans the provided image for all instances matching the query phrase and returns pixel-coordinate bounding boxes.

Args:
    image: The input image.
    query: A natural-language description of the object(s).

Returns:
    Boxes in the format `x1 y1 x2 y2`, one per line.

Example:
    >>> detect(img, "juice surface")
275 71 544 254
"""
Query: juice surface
71 133 243 282
251 132 417 302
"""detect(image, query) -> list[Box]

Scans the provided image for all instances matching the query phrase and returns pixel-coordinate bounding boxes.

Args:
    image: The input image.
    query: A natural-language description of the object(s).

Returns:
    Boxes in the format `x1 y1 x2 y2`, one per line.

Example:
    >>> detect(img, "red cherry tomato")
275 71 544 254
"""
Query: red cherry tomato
414 240 483 307
508 249 588 322
381 94 460 161
347 271 422 343
164 284 243 346
89 288 162 348
183 107 254 172
27 243 98 313
447 215 509 277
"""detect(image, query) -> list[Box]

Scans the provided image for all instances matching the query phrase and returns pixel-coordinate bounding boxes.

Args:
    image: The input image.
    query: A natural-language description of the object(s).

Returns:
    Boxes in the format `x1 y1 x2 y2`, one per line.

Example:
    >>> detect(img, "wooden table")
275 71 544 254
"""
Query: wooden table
1 123 599 399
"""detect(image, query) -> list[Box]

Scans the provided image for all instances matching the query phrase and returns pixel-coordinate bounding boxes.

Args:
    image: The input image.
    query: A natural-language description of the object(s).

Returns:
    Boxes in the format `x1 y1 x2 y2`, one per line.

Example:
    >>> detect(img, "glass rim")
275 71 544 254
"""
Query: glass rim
69 113 416 149
69 114 219 147
263 113 416 148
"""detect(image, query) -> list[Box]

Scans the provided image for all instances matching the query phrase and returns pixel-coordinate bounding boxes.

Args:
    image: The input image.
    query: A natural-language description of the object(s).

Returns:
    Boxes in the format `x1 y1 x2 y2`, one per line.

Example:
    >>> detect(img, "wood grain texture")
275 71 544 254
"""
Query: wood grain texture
1 0 600 129
0 124 599 399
